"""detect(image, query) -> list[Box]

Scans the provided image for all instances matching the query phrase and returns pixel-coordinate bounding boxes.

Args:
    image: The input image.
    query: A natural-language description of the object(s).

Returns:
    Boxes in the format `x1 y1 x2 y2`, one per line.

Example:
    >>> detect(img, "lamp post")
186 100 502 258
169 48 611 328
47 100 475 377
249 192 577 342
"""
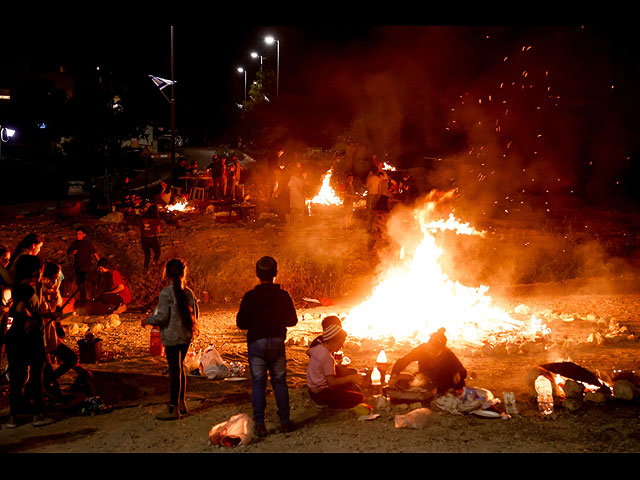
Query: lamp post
0 125 16 158
237 67 247 102
250 51 263 71
264 35 279 97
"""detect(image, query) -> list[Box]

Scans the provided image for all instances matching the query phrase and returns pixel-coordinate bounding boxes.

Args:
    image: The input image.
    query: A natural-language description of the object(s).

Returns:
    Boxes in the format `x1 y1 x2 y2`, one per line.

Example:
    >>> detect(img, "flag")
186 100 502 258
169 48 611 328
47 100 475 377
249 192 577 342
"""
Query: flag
149 75 175 91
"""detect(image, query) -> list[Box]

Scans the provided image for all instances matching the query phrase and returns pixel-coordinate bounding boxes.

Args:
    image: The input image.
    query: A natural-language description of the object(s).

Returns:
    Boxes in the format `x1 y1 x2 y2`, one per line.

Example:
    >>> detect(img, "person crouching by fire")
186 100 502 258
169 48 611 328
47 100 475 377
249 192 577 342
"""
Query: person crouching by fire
388 327 467 396
306 324 365 409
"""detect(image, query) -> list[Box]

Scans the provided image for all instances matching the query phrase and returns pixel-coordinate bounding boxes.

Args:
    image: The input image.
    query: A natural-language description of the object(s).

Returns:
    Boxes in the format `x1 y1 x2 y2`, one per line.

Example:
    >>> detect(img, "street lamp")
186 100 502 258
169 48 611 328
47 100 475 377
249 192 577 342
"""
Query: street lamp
0 125 16 158
250 52 263 71
264 35 279 97
237 67 247 102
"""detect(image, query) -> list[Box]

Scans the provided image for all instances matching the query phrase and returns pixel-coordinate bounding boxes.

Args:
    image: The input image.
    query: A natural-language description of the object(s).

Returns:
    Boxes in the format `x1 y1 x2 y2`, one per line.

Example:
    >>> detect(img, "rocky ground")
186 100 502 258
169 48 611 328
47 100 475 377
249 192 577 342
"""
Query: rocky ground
1 199 640 454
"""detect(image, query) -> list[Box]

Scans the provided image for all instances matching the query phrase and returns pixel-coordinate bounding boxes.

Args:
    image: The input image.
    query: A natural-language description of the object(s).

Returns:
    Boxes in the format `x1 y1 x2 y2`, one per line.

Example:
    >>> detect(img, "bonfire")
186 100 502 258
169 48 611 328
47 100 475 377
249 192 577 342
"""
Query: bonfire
343 189 551 348
306 169 343 214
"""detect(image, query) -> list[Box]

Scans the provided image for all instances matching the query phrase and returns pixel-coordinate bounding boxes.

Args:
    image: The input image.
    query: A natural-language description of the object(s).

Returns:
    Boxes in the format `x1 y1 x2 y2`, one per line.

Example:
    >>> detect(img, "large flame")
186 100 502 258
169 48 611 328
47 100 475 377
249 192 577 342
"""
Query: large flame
306 169 343 210
343 190 550 348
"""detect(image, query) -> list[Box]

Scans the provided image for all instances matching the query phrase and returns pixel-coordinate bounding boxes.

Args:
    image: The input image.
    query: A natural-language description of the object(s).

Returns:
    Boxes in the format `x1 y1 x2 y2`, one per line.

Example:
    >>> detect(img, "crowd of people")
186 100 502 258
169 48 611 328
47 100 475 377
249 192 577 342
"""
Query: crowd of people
0 149 444 434
169 154 245 204
1 229 468 436
0 230 132 428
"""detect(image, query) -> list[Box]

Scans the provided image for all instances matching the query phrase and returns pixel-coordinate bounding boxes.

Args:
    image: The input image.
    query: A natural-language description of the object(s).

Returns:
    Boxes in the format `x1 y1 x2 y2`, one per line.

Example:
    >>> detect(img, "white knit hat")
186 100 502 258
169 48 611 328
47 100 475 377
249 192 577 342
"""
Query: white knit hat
322 325 343 343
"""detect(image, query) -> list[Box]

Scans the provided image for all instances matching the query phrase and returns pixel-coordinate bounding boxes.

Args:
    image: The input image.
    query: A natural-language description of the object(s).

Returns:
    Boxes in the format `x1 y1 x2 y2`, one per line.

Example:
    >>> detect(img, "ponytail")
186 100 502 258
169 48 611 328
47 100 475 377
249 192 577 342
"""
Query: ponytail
165 259 197 337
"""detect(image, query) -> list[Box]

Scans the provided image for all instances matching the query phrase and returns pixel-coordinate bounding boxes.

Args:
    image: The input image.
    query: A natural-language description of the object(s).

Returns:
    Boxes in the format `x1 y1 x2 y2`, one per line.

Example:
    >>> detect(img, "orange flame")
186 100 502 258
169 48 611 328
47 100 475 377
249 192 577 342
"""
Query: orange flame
343 190 550 347
306 169 343 210
167 200 194 212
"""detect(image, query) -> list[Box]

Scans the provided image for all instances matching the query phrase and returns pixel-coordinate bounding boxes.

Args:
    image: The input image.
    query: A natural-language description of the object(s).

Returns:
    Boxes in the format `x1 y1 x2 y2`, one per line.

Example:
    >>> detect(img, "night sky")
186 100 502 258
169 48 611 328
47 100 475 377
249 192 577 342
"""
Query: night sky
2 24 640 209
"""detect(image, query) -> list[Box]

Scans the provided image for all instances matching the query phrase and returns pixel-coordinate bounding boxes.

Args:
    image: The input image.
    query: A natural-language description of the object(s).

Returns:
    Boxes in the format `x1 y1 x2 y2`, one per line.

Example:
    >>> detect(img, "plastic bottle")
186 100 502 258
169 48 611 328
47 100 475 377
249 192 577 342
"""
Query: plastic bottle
534 375 554 415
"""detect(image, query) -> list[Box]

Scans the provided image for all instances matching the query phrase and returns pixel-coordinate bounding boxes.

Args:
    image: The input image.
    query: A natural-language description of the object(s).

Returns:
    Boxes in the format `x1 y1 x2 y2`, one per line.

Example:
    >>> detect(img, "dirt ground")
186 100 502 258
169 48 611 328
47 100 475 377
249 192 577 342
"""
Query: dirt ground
2 203 640 454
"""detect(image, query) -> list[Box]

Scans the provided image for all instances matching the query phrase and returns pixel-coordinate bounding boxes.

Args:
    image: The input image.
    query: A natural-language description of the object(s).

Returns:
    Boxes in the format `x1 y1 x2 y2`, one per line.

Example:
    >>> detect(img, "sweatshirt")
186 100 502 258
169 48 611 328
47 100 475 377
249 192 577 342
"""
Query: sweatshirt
236 283 298 345
146 285 198 346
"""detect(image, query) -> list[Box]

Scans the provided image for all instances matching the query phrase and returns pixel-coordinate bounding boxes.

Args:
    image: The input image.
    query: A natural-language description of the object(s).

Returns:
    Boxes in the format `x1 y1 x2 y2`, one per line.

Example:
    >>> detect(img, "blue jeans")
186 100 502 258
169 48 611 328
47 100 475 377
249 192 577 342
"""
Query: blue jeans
247 337 290 425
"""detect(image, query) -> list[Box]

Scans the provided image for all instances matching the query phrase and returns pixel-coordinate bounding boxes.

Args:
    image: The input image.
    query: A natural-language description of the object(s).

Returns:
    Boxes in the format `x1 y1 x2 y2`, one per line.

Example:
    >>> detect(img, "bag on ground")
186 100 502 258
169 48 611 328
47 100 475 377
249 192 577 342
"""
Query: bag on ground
209 413 254 447
199 345 229 379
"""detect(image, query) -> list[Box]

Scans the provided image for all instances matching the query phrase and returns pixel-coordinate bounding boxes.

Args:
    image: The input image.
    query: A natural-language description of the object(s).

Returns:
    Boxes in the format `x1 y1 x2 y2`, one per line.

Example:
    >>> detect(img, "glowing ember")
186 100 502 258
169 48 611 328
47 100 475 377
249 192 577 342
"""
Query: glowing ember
306 169 343 210
343 190 550 347
167 200 194 212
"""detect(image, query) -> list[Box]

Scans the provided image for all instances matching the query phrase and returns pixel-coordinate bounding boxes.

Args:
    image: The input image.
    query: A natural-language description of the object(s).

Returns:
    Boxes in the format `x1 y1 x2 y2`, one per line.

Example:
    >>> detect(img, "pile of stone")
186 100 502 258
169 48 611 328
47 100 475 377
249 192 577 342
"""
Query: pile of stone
62 313 122 336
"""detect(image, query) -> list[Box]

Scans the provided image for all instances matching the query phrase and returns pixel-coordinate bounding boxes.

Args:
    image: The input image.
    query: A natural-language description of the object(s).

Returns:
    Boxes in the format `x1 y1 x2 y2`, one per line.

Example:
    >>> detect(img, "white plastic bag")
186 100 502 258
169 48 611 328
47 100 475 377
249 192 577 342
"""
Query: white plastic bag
394 407 433 429
199 345 230 379
183 348 202 375
209 413 254 447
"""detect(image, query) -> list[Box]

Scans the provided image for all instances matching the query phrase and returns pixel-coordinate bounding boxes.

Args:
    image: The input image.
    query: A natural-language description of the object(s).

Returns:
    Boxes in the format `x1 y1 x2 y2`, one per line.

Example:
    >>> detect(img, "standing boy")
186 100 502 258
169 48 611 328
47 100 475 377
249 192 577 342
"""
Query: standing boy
236 256 298 437
67 227 99 305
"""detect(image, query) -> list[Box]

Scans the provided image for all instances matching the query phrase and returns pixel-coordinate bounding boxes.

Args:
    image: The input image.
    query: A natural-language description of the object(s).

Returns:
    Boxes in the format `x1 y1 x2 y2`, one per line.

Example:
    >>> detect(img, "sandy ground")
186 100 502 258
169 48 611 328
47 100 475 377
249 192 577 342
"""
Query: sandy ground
1 203 640 454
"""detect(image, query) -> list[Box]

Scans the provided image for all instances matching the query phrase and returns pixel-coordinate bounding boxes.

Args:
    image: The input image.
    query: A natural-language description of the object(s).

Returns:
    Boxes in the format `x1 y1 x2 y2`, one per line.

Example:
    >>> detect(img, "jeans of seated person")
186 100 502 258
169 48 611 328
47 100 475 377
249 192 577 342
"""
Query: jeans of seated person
247 337 290 426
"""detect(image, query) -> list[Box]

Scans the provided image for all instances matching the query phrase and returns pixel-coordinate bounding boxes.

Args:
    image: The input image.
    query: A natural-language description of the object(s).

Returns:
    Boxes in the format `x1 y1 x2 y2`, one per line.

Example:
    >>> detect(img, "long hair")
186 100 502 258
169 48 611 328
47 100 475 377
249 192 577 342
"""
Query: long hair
165 259 197 336
9 233 43 268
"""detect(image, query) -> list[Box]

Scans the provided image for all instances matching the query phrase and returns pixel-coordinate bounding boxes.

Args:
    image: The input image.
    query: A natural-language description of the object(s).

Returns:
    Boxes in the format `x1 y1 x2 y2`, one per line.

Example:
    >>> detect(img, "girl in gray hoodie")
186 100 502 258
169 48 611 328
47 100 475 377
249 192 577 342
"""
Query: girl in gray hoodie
142 259 199 420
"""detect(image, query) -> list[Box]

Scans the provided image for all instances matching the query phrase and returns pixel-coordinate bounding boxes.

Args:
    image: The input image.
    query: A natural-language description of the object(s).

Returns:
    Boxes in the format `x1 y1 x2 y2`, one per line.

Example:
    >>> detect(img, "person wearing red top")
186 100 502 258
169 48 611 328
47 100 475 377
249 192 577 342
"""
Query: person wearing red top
78 258 131 315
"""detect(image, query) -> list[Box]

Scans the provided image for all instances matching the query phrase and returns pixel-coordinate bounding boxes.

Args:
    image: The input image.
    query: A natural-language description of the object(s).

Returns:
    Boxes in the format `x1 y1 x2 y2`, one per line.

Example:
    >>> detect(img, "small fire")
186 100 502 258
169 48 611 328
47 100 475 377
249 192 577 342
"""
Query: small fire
306 169 343 211
167 200 194 212
376 350 388 364
343 189 550 347
382 162 396 171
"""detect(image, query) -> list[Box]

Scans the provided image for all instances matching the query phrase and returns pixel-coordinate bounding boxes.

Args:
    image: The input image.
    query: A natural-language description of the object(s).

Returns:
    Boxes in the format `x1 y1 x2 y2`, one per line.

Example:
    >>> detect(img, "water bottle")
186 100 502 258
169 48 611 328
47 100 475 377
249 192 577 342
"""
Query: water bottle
534 375 554 415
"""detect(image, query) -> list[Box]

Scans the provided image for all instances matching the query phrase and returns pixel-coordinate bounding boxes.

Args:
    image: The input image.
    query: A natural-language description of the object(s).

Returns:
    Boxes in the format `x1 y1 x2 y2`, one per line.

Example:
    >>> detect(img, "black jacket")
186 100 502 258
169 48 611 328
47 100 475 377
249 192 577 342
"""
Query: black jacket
391 343 467 393
236 283 298 345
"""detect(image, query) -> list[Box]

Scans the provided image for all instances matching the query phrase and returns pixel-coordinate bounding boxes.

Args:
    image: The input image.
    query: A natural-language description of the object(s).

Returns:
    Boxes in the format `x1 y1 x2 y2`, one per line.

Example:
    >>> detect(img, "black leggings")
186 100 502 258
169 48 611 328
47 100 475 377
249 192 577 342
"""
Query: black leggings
165 344 189 406
6 337 46 416
141 236 161 270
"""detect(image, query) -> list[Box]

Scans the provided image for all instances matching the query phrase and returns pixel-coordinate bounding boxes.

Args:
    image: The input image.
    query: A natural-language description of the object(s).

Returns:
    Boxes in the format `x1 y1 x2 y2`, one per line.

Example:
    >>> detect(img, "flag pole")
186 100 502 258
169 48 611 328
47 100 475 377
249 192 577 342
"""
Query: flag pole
170 25 176 170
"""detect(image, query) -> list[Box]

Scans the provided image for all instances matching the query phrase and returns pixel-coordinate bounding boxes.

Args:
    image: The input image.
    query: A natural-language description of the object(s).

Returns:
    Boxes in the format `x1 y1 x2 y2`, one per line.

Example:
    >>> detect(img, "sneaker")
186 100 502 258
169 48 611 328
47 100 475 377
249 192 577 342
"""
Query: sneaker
6 416 19 429
255 423 268 438
279 421 296 433
156 406 180 421
32 414 56 427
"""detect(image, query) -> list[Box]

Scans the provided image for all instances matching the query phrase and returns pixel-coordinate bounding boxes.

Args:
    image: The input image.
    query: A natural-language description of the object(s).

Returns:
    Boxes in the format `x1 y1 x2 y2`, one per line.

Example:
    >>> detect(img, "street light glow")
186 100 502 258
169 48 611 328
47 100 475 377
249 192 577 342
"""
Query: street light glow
251 52 258 58
237 67 244 73
264 36 275 45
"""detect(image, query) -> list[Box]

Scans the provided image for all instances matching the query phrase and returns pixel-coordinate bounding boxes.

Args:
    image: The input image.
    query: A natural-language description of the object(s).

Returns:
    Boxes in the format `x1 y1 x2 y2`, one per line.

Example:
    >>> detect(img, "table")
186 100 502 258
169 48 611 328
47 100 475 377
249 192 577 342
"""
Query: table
179 176 212 197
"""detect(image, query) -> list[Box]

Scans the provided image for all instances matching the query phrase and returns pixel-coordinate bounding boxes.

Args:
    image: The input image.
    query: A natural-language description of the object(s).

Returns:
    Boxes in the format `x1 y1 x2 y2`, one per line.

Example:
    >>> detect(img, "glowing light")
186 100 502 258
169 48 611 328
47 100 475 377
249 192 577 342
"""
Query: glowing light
167 200 194 212
343 190 550 348
382 162 396 171
306 169 343 210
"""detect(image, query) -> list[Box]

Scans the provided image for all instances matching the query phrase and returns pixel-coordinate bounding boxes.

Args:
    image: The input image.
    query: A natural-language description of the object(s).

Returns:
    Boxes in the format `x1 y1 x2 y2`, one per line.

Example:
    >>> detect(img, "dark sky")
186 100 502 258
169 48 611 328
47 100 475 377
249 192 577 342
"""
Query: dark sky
2 24 640 208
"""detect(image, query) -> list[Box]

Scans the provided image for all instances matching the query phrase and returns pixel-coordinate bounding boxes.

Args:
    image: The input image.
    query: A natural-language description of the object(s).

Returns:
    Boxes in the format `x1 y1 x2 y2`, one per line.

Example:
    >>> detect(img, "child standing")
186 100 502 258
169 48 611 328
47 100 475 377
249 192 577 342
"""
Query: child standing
236 256 298 437
142 259 199 420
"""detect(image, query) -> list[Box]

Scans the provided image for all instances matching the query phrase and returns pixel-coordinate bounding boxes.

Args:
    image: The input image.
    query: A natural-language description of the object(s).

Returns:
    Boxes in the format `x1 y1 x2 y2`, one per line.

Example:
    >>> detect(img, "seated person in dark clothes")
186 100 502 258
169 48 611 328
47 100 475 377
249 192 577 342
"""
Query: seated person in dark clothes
388 327 466 395
309 315 357 377
306 324 364 409
39 262 92 398
78 258 131 315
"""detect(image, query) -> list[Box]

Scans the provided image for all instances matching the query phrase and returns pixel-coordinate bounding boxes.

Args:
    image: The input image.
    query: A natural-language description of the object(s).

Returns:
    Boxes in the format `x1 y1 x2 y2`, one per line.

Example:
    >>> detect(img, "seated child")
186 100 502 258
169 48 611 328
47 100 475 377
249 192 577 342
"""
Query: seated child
309 315 357 377
306 324 364 409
